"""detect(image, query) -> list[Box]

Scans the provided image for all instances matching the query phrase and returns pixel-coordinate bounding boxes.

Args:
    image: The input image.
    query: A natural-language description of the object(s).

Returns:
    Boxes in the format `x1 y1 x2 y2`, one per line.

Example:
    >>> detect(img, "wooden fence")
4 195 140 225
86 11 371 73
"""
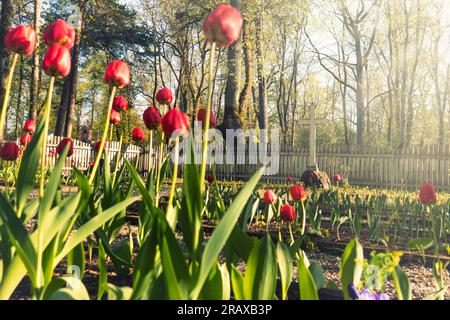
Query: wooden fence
2 138 449 191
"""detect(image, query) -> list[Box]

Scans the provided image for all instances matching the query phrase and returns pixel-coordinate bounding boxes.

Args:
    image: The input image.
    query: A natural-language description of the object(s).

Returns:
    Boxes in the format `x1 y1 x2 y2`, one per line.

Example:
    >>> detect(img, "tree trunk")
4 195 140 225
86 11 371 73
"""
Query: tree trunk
256 7 267 131
238 17 253 123
29 0 41 120
54 79 71 136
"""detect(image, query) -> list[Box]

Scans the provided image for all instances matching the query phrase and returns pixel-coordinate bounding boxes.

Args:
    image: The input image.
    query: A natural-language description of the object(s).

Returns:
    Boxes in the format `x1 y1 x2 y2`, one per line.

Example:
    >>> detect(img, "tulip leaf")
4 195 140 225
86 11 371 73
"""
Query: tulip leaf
392 265 411 300
340 238 364 300
297 251 319 300
277 241 293 300
230 264 245 300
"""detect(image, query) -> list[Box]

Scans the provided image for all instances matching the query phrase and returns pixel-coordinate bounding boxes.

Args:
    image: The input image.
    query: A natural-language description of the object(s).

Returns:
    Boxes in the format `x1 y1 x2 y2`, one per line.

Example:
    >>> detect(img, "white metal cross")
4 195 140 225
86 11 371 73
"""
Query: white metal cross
298 104 327 171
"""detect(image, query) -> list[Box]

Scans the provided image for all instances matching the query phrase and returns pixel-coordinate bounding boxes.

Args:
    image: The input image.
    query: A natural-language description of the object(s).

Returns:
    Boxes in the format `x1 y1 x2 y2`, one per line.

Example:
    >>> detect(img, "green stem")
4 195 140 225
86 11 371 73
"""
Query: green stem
300 200 306 235
155 131 165 207
200 41 217 193
288 223 294 245
166 137 179 216
148 130 153 177
89 86 117 185
112 132 123 187
0 54 19 137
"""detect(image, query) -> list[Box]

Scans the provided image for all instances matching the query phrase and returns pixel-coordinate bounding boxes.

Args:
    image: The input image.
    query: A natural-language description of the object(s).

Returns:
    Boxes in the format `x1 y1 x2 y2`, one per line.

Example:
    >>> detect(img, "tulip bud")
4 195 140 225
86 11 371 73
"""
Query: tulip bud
263 189 277 205
132 127 145 143
110 109 121 125
20 133 32 146
419 183 437 205
287 176 293 183
5 25 36 56
0 142 20 161
23 119 36 134
161 108 190 139
197 107 217 129
280 204 296 223
56 137 74 157
43 19 75 49
206 175 215 184
42 43 71 78
113 95 129 112
94 141 105 154
290 185 308 201
156 87 173 105
333 173 342 183
203 3 243 47
143 106 161 130
104 60 130 88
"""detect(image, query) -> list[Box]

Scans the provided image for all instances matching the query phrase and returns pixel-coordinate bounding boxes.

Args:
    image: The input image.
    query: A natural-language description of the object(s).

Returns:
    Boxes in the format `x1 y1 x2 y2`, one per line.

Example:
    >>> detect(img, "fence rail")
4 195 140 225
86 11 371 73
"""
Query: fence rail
2 138 449 191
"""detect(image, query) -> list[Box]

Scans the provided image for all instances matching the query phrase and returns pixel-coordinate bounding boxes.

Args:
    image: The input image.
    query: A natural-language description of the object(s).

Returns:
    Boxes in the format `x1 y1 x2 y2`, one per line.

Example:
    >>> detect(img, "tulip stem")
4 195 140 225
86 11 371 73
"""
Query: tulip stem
155 132 165 207
300 200 306 235
89 86 117 185
288 223 294 245
0 53 19 138
200 41 216 193
166 137 179 216
148 130 153 178
112 132 123 187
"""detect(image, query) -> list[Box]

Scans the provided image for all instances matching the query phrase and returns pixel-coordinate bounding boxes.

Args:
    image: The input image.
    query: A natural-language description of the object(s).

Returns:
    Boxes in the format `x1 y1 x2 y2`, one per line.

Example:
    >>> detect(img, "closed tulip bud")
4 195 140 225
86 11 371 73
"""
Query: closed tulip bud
143 106 161 130
290 185 308 201
203 3 243 47
88 161 94 167
94 141 105 154
113 95 129 112
264 189 277 205
333 173 342 183
161 108 189 139
0 142 20 161
419 183 437 205
42 43 71 78
43 19 75 49
197 107 217 129
23 119 36 134
206 175 215 184
110 109 121 124
287 176 293 183
280 204 296 223
20 133 32 146
56 137 74 157
104 60 130 88
156 87 173 105
5 25 36 56
132 127 145 142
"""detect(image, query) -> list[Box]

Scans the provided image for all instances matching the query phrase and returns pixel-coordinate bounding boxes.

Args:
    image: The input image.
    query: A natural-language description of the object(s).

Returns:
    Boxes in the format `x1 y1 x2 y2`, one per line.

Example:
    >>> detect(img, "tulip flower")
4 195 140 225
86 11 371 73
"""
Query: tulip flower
56 137 74 157
23 119 36 134
94 140 105 154
264 189 277 205
42 43 71 78
207 175 215 184
156 87 173 105
0 142 20 161
20 133 32 146
104 60 130 89
143 106 161 130
43 19 75 49
203 3 243 47
419 183 437 205
110 109 122 125
161 108 189 139
5 25 36 56
287 176 293 183
280 204 296 223
113 95 129 112
132 127 145 143
197 107 217 129
290 185 308 201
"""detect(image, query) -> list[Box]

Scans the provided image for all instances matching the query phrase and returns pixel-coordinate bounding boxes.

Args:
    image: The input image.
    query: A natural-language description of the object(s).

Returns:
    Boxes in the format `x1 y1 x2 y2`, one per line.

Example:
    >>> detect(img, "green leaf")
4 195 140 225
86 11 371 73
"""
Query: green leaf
340 239 364 300
406 237 434 251
107 284 133 300
392 266 411 300
191 166 265 299
230 264 245 300
277 241 293 300
125 159 155 214
44 276 90 300
297 251 319 300
243 236 277 300
309 262 326 289
67 243 86 281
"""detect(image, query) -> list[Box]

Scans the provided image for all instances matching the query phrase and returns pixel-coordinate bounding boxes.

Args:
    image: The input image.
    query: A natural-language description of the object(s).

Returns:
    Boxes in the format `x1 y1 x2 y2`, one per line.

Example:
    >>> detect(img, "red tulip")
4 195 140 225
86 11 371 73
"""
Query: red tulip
88 161 94 167
161 108 189 139
206 175 215 184
20 133 32 146
110 109 121 124
56 137 74 157
0 142 20 161
156 87 173 105
264 189 277 205
23 119 36 134
42 43 71 78
132 127 145 142
290 185 308 201
333 173 342 183
197 107 217 129
113 95 129 112
287 176 293 183
280 204 296 223
419 183 437 205
203 3 243 47
94 141 105 154
104 60 130 88
4 25 36 56
43 19 75 49
49 148 56 157
143 106 161 130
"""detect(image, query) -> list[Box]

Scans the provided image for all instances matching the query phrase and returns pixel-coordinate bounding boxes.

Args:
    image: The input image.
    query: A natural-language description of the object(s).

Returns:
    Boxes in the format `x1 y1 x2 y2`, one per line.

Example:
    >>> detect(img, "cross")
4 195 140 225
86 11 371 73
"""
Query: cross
298 104 327 171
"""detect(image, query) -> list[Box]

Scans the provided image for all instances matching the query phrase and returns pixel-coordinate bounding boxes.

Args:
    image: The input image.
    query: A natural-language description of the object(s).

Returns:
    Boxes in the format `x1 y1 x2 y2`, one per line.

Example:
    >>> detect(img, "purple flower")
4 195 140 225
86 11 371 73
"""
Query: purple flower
348 285 390 300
